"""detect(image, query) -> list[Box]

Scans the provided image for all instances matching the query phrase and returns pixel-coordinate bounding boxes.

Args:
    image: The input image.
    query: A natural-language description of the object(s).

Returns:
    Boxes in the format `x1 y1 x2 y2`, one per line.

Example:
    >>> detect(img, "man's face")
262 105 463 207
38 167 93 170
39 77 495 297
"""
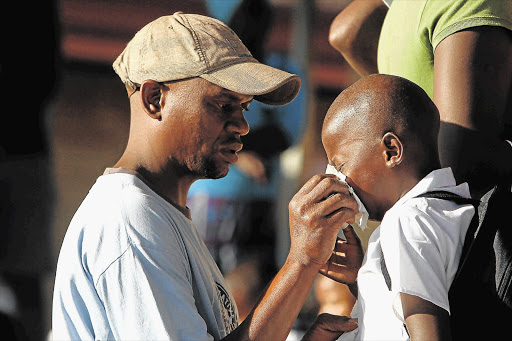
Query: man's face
159 78 252 179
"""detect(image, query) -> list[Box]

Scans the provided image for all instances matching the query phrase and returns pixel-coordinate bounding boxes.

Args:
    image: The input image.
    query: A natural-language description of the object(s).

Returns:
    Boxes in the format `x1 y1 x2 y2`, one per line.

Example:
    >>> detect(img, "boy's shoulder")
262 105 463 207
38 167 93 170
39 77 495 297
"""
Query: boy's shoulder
381 189 475 245
382 168 474 230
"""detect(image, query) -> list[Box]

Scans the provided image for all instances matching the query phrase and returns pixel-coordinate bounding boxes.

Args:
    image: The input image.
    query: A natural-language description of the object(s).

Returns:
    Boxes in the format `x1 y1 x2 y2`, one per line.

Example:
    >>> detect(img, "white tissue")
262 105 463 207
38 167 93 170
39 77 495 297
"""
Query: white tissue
325 164 369 231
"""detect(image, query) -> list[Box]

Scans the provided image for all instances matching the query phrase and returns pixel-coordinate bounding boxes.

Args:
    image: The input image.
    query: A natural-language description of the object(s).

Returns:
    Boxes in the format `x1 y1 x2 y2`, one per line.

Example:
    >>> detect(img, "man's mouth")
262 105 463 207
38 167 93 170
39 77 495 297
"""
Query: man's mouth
219 141 243 164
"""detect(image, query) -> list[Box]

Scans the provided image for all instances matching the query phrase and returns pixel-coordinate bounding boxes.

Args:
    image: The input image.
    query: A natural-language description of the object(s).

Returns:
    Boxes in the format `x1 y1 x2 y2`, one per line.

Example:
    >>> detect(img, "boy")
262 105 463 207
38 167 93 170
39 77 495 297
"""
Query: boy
320 74 474 340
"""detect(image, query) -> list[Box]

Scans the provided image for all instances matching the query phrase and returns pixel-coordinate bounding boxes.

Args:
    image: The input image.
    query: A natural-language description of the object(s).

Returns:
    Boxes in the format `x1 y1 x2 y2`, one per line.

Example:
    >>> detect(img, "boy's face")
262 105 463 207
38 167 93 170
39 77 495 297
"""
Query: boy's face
322 120 389 220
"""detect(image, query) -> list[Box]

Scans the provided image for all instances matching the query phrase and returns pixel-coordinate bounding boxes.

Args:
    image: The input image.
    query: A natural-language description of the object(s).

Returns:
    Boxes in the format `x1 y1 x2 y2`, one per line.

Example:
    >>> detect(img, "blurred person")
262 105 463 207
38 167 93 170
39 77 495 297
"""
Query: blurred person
316 74 474 340
329 0 512 200
52 12 359 340
0 1 59 340
188 0 308 278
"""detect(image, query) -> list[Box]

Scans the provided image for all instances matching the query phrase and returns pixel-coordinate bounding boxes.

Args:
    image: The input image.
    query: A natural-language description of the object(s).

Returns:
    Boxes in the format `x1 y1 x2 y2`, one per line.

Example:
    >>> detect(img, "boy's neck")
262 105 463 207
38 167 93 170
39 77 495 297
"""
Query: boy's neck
396 161 442 201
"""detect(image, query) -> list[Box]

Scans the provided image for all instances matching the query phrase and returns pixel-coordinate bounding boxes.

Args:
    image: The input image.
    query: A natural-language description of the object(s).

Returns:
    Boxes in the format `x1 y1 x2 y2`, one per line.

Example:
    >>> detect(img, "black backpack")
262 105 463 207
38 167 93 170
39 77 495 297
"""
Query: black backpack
381 184 512 340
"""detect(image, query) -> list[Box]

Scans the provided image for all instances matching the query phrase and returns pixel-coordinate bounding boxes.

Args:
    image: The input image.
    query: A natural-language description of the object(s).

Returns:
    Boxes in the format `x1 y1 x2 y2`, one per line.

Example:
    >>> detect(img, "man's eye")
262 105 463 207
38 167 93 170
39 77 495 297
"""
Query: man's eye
217 103 233 113
219 103 249 113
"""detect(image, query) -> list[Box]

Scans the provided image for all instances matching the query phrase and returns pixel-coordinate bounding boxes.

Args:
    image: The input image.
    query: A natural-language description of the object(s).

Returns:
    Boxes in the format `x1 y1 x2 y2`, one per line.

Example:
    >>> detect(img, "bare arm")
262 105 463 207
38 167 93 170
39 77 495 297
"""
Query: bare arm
223 175 359 341
401 293 451 341
329 0 388 76
433 26 512 197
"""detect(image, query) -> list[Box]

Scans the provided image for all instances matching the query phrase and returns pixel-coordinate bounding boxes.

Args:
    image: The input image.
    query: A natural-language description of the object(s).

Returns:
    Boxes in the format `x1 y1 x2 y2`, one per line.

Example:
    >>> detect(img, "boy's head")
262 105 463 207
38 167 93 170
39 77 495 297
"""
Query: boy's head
321 74 440 220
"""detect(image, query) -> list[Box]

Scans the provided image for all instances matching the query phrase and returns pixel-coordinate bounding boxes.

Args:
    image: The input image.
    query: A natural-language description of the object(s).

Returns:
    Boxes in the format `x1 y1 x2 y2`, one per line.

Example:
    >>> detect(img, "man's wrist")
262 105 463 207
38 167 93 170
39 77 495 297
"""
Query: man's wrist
285 251 326 273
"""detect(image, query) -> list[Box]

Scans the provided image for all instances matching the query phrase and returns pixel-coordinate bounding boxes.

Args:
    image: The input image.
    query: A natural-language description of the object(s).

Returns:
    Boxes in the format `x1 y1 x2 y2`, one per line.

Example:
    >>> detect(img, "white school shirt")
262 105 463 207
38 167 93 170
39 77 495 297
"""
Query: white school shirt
340 168 474 340
382 0 393 8
52 170 238 340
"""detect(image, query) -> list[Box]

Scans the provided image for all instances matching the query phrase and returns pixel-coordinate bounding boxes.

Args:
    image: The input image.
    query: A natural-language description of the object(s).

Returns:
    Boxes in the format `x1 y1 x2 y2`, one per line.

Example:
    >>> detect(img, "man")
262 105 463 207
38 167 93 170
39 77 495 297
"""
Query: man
52 12 358 340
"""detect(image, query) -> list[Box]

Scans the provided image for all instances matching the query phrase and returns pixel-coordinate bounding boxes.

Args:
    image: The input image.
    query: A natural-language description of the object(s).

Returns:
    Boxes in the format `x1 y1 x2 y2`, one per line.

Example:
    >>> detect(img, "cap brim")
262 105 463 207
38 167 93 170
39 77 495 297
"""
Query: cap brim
200 62 301 106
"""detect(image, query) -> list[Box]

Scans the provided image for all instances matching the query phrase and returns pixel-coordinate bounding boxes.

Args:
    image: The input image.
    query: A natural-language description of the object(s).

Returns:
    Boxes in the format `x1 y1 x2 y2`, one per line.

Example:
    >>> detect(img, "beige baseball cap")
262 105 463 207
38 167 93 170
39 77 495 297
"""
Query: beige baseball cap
113 12 301 106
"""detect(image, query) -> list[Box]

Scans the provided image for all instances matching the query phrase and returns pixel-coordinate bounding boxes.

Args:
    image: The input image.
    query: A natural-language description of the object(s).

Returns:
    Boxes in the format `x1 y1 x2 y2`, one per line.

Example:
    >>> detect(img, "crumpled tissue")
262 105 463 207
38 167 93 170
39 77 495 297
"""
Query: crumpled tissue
325 164 369 231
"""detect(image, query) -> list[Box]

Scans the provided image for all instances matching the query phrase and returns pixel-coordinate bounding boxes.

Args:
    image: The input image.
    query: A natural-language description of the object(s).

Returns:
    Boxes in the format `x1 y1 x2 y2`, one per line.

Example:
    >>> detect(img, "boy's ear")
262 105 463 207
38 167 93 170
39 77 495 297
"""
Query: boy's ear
381 132 404 168
140 80 163 120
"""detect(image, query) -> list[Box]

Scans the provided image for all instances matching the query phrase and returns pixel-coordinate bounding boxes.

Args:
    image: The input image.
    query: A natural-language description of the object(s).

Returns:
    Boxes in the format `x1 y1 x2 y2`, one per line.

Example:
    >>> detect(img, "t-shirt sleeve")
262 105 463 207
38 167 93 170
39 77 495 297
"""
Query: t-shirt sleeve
421 0 512 51
380 205 453 316
96 243 214 341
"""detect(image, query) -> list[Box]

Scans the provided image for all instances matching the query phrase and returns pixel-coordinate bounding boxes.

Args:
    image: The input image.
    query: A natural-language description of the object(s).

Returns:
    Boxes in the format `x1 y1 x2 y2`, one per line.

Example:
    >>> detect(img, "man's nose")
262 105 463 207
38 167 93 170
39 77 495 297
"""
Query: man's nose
227 110 250 136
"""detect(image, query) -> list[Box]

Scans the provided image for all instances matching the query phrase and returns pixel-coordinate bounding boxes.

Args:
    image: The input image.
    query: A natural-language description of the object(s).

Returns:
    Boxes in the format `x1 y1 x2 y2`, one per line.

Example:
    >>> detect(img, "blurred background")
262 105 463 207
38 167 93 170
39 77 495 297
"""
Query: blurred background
0 1 371 340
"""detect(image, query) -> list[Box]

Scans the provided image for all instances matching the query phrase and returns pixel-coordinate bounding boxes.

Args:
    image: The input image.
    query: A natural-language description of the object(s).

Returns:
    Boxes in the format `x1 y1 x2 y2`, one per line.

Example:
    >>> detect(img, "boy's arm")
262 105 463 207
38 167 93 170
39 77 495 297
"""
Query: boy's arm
401 293 451 341
380 204 471 341
329 0 388 76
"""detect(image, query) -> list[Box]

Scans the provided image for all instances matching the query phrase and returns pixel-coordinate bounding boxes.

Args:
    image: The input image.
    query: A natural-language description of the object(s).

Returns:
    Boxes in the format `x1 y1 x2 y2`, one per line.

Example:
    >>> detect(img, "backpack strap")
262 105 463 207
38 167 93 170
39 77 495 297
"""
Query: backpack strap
415 191 480 280
415 190 479 207
381 255 392 291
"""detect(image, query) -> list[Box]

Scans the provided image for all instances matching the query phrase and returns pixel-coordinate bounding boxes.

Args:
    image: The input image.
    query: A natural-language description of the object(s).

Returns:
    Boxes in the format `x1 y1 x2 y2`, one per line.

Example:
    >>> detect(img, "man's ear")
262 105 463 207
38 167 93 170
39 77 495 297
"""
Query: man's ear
381 132 404 168
140 80 162 120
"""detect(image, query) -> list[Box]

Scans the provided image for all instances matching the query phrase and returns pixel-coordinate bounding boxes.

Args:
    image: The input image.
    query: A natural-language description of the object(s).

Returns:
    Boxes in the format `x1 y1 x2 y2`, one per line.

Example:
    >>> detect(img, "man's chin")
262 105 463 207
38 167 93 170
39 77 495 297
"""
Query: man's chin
206 171 228 180
201 163 230 180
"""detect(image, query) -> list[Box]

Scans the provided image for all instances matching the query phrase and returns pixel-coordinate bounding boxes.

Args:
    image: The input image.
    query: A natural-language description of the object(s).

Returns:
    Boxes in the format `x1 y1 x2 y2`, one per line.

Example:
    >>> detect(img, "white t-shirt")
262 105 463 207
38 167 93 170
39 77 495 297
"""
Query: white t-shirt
340 168 474 340
52 170 238 340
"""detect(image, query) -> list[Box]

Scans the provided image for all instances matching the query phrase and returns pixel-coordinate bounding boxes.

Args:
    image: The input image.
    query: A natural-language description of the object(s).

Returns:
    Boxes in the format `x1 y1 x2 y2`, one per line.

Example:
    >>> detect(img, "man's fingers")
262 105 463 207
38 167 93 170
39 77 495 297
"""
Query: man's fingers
326 207 357 228
311 177 352 203
288 174 363 270
323 191 359 212
296 173 339 196
292 174 358 221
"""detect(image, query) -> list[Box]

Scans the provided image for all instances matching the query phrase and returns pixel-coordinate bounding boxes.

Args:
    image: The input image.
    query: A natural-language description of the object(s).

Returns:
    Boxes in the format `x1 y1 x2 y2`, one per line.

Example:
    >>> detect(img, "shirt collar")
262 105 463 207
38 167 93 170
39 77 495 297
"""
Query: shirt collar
393 167 471 209
103 167 192 219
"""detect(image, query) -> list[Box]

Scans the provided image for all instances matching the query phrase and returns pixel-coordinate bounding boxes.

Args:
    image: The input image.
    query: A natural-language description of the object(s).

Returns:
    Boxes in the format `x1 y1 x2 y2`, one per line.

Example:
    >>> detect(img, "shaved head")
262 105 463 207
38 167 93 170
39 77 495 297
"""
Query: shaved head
323 74 440 173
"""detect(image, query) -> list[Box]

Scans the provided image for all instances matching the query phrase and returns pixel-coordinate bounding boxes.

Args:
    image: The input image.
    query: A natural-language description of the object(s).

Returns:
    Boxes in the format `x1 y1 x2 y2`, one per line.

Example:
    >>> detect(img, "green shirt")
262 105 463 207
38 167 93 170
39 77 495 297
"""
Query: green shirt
378 0 512 98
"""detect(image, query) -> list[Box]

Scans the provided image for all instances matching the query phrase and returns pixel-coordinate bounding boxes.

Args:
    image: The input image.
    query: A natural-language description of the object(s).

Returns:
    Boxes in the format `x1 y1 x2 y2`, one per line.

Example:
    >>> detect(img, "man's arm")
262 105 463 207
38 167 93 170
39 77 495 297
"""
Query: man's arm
433 26 512 197
224 174 359 341
401 293 451 341
329 0 388 76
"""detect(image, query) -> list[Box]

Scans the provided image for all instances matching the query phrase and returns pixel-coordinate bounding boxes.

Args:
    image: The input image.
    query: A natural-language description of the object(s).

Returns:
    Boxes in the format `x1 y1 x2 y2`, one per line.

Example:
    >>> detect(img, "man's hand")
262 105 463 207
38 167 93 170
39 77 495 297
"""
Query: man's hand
224 175 357 341
320 225 364 285
288 174 358 269
302 313 358 341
